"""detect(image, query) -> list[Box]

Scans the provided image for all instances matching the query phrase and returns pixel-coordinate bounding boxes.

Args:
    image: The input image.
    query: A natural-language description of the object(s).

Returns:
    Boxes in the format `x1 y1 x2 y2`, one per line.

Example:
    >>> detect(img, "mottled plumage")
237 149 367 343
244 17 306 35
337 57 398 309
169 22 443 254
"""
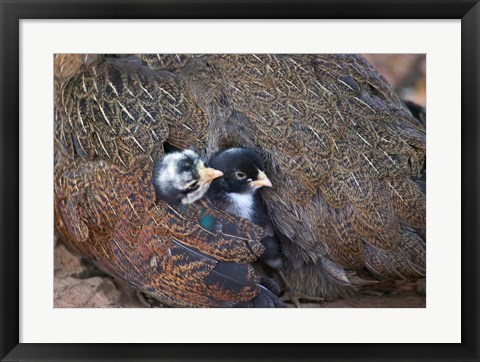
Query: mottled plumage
54 54 426 305
152 150 223 205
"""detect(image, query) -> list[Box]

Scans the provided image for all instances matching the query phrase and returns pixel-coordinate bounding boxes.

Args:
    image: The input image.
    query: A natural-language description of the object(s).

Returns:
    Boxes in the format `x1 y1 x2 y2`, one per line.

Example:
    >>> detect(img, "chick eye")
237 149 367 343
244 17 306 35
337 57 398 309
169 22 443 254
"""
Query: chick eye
187 181 199 190
235 172 246 179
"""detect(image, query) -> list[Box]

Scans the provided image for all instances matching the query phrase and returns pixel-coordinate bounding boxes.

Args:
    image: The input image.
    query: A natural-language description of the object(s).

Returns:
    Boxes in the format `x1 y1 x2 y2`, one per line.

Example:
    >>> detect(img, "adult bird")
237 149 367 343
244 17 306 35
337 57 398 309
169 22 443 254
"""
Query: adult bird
54 53 426 305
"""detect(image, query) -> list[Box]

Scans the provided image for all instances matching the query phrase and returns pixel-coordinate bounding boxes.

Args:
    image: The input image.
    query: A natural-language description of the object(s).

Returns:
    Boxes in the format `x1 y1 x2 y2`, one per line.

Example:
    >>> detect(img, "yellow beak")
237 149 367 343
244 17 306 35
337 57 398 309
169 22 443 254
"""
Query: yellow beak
250 170 272 188
198 165 224 185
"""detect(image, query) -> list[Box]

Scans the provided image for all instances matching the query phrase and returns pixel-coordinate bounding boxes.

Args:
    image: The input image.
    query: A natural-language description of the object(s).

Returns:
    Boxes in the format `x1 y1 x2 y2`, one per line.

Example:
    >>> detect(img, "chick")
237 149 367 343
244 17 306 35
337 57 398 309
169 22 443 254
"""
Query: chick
152 149 223 205
208 148 283 271
152 149 284 308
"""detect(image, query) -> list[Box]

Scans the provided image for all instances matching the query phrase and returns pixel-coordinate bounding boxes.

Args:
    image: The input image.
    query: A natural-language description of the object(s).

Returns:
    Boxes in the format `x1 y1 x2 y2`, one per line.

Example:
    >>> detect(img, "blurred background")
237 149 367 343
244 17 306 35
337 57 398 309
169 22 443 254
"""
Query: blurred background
364 54 426 107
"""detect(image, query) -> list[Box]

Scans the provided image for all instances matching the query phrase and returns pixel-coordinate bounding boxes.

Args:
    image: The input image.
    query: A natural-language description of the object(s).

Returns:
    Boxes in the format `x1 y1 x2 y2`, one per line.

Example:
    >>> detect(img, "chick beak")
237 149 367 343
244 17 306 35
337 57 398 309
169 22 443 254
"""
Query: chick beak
250 170 272 188
197 165 224 185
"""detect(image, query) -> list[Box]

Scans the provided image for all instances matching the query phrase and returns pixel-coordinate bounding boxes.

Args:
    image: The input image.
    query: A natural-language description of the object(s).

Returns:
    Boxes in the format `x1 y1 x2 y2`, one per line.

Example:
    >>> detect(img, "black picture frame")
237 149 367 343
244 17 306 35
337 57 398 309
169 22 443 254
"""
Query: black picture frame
1 1 478 361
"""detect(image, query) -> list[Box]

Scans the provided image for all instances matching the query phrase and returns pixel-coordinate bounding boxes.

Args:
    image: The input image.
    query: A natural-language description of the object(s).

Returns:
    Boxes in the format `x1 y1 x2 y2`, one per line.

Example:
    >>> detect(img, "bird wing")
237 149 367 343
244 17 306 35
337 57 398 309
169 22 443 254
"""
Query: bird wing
56 54 208 166
178 54 426 292
54 56 268 307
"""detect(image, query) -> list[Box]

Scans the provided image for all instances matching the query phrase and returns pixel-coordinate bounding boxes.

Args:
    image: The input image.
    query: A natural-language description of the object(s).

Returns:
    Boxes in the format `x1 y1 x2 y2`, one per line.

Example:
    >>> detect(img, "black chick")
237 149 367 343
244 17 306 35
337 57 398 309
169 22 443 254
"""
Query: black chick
208 148 284 271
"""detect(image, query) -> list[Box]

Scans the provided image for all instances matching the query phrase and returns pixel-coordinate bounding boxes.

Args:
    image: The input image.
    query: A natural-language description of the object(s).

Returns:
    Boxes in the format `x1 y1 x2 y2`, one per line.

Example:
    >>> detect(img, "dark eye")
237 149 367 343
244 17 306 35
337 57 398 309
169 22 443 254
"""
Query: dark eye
187 181 199 190
235 172 246 179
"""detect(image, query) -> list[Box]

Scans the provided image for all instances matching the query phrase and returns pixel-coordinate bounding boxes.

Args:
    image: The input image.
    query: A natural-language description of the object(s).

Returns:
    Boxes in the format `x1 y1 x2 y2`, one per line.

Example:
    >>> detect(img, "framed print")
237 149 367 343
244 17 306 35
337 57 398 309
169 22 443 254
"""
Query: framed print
1 0 479 361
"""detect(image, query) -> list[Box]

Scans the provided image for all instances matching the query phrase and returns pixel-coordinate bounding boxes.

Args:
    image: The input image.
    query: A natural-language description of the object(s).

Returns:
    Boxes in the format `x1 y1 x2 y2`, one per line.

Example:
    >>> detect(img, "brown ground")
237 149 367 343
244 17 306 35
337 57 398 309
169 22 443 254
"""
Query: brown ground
54 240 425 308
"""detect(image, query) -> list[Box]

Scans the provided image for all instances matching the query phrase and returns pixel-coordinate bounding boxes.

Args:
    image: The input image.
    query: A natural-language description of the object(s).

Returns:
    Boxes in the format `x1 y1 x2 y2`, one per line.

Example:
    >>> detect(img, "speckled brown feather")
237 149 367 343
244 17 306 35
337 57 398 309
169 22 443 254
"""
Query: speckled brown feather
55 54 426 303
54 155 266 307
178 54 426 297
55 56 268 307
